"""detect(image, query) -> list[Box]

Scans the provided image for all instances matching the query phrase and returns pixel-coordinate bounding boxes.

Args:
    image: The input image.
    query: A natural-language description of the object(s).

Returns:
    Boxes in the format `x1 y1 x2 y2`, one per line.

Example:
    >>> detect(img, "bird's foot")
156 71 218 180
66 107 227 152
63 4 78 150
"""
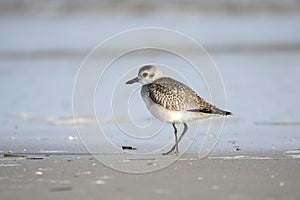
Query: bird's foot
162 149 178 156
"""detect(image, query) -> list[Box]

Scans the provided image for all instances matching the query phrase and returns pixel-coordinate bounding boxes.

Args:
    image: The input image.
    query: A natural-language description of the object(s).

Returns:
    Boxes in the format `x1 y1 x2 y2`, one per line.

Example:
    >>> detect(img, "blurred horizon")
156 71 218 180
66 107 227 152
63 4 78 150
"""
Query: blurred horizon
1 0 300 60
1 0 300 15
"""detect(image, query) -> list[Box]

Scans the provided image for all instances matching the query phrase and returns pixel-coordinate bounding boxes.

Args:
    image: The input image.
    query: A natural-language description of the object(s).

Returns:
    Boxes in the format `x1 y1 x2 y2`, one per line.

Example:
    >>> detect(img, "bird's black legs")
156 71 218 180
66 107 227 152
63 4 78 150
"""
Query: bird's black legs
162 123 178 155
162 123 189 155
173 123 179 154
178 123 188 144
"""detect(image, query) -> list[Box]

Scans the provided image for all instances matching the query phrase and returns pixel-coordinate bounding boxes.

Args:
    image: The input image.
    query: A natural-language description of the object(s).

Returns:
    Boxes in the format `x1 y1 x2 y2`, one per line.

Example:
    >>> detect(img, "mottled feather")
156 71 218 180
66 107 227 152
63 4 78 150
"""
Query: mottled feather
141 77 231 115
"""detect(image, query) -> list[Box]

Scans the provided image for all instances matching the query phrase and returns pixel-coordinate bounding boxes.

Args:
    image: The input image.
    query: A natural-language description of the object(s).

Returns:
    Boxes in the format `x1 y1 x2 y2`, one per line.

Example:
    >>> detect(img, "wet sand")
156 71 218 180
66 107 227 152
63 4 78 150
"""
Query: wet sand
1 153 300 200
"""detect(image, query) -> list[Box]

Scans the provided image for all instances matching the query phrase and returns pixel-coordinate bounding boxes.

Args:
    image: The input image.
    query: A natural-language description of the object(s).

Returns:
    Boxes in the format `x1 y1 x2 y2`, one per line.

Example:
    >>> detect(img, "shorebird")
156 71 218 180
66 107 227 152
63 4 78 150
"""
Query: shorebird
126 65 231 155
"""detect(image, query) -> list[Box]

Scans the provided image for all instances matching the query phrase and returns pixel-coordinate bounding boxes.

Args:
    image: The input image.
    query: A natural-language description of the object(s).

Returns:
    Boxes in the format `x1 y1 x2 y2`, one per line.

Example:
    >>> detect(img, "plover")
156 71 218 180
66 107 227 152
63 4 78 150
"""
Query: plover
126 65 231 155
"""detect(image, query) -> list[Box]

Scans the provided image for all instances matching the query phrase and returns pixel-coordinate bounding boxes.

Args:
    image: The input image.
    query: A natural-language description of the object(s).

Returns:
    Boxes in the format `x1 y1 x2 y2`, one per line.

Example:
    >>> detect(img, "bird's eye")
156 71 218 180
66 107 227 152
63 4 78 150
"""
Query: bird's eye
142 72 148 77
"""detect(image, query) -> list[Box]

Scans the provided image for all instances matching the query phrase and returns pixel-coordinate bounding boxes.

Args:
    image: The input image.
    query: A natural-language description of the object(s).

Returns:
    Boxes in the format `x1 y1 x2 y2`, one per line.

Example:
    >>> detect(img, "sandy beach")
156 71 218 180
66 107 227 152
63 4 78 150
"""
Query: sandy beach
1 0 300 199
1 153 300 200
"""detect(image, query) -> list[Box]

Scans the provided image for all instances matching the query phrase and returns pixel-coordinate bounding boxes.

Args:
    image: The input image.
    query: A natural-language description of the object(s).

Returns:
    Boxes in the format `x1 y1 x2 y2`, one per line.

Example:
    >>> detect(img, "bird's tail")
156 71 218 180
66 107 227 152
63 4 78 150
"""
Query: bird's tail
187 107 232 116
213 107 232 116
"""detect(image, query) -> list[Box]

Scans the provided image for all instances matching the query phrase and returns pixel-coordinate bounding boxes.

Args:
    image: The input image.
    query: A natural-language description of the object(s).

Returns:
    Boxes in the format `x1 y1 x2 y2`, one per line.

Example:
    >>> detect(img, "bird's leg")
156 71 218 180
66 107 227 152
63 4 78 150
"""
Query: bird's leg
162 123 178 155
162 123 189 155
173 123 179 154
178 123 188 143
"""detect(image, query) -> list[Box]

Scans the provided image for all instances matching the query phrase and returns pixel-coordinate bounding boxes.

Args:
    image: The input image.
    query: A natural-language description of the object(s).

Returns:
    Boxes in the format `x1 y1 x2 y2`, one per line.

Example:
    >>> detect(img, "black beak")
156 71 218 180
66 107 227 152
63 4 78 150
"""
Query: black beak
126 77 139 84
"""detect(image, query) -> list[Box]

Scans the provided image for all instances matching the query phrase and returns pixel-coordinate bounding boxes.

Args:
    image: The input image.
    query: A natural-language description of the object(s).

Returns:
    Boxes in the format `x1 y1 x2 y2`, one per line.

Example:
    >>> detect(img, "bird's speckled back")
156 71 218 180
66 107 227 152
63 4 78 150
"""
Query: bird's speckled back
141 77 216 112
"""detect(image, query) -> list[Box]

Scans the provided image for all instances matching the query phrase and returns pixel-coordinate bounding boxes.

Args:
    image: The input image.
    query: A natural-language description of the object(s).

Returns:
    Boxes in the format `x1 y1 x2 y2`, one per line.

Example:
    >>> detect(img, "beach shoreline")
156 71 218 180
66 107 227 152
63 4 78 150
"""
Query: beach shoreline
1 152 300 200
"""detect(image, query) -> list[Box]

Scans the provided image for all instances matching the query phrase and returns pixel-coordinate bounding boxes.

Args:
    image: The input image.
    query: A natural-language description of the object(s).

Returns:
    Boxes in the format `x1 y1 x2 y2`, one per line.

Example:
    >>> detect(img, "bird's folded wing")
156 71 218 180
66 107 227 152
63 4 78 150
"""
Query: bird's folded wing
146 77 231 115
146 83 184 111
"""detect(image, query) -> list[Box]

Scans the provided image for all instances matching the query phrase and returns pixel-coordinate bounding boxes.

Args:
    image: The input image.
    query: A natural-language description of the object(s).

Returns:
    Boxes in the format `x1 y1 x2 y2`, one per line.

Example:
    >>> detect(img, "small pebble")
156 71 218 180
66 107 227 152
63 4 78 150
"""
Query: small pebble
147 162 157 166
34 171 43 175
234 146 241 151
280 182 284 187
68 136 78 141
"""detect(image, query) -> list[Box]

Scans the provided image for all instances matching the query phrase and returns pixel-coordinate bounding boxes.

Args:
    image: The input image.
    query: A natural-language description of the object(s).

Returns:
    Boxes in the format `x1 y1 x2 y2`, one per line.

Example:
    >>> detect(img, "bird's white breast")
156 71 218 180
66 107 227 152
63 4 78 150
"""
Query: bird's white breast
142 94 209 124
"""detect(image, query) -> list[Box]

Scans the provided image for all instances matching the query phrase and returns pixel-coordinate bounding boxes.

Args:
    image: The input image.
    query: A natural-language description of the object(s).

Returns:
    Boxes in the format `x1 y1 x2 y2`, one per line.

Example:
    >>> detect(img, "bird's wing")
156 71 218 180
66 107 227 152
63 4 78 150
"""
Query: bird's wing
145 82 184 111
146 77 231 115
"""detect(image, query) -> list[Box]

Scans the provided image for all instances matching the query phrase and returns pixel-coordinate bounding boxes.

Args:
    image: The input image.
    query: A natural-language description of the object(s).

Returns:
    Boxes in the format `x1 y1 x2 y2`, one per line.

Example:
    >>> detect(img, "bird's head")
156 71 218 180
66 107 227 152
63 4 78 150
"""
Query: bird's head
126 65 163 85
